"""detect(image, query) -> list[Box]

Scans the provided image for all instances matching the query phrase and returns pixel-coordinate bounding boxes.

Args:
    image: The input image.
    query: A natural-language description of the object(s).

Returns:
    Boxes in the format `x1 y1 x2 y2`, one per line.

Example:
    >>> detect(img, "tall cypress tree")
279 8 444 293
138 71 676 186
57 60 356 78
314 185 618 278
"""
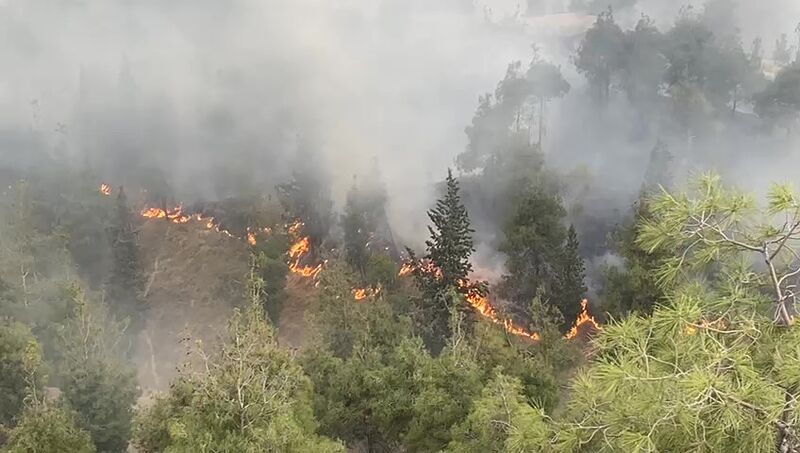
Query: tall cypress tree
498 187 566 311
424 169 477 293
342 180 374 280
107 187 146 344
414 169 483 351
554 225 587 329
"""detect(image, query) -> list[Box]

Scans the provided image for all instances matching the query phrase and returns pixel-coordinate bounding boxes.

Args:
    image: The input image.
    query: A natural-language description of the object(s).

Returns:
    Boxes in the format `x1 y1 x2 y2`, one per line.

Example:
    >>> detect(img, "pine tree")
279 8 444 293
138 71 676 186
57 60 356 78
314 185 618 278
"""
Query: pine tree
342 182 372 280
600 141 673 318
57 287 138 453
413 169 484 351
498 187 566 314
553 225 587 329
106 187 145 342
424 169 476 292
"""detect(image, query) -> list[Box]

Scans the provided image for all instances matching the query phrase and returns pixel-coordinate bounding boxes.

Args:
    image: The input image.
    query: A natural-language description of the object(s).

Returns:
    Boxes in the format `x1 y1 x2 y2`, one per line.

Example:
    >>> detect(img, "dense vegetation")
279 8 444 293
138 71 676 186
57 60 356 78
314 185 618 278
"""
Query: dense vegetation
3 2 800 452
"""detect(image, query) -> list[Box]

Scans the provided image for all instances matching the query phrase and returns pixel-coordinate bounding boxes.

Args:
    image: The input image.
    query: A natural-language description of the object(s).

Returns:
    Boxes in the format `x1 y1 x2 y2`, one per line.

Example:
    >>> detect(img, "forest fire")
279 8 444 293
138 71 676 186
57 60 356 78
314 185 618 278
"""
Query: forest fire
287 231 324 278
464 288 541 341
137 204 260 244
398 262 415 277
397 260 598 342
140 205 191 223
99 183 112 196
352 285 381 301
563 299 601 340
398 259 540 340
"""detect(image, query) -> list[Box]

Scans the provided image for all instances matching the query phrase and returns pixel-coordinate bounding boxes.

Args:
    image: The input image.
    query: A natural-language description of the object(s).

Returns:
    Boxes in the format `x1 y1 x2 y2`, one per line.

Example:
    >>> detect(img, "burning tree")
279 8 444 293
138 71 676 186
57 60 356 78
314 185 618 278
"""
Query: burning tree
276 139 333 248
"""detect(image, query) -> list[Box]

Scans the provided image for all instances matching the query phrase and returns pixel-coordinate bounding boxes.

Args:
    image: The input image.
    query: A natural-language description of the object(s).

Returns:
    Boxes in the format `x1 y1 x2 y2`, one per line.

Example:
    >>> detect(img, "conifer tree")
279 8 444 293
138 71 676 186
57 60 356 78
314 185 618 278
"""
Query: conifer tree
553 225 587 328
601 141 673 317
424 169 477 293
498 187 566 313
106 187 145 341
342 182 372 280
554 175 800 451
412 169 484 351
57 287 138 453
343 171 395 282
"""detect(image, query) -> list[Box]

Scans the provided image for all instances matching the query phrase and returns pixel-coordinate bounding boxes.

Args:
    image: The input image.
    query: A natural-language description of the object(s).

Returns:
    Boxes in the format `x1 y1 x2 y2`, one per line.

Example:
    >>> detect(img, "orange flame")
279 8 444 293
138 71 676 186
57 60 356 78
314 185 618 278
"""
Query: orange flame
463 284 540 341
398 262 415 277
99 183 112 196
352 285 381 301
287 230 324 279
398 260 539 340
138 203 265 244
140 205 191 223
397 260 597 342
563 299 601 340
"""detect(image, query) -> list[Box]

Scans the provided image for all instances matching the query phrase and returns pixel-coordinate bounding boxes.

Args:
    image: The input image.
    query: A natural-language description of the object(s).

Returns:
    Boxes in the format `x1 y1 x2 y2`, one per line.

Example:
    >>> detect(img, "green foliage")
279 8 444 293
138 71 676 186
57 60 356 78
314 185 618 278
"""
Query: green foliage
304 296 484 452
458 56 567 172
302 337 429 451
601 198 669 317
620 15 666 106
446 373 551 453
554 176 800 451
412 169 485 350
554 226 588 326
424 169 477 292
251 232 290 325
468 318 571 412
134 299 343 453
402 348 483 452
555 284 785 452
0 320 44 426
3 402 95 453
364 254 397 289
499 187 586 330
0 182 78 358
56 290 139 453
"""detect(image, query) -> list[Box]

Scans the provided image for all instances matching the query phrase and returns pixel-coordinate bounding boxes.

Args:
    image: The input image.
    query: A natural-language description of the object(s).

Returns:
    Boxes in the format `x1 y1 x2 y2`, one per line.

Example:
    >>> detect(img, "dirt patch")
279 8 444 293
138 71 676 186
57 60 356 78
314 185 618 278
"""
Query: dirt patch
135 219 249 391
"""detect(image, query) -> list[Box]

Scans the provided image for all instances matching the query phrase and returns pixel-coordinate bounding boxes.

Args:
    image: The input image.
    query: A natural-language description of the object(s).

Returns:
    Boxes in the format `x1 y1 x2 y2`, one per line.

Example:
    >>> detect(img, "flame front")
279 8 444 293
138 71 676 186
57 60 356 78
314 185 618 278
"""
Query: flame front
398 262 415 277
287 227 324 278
463 284 541 341
140 205 190 223
99 183 112 196
138 203 262 243
563 299 601 340
398 259 539 340
398 261 597 342
352 285 381 301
